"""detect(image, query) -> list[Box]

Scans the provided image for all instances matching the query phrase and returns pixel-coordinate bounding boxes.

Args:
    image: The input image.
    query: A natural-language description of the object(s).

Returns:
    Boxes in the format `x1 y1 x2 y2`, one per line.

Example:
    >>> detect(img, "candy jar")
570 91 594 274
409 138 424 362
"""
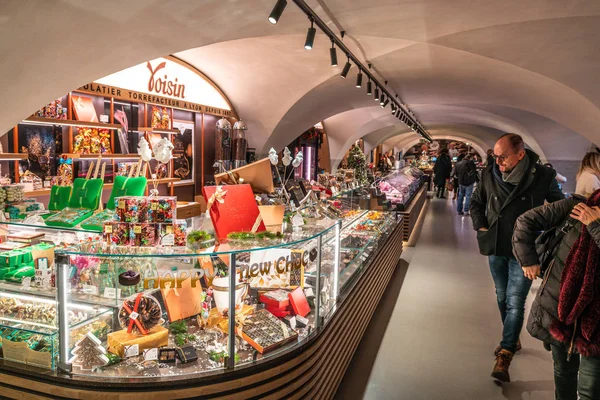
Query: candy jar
215 118 232 172
232 119 248 169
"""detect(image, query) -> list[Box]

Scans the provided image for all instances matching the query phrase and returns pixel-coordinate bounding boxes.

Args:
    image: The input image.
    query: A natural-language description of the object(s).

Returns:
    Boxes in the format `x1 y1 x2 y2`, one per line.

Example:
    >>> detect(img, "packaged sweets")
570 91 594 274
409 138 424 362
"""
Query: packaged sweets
173 220 187 247
157 220 186 247
129 223 157 247
103 222 130 246
147 197 176 223
115 196 148 223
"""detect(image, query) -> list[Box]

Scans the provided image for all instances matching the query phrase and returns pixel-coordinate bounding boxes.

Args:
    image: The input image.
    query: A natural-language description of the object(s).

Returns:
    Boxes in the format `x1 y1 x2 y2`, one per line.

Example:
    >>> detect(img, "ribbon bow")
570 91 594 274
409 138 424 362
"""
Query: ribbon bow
206 186 227 217
59 158 73 165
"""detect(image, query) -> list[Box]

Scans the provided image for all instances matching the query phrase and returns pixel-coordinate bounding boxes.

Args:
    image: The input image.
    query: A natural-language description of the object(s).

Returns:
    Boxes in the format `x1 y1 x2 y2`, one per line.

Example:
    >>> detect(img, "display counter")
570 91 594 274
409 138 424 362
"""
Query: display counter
0 209 403 399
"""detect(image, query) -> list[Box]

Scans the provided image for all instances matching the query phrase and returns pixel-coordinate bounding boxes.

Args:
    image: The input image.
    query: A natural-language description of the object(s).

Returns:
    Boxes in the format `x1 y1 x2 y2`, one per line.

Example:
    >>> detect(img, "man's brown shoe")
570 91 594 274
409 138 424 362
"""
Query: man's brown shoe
494 340 522 356
491 349 514 383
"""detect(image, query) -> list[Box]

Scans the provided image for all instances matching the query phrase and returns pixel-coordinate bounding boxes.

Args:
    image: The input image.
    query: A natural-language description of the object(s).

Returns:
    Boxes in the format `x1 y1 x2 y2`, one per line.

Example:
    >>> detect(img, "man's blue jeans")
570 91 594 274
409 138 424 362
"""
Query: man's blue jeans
457 184 474 213
489 256 532 353
552 344 600 400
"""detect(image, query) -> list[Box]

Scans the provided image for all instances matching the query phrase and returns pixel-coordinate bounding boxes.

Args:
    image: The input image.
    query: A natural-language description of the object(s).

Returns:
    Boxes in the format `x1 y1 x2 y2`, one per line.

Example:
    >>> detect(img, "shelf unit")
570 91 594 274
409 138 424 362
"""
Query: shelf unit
23 116 121 130
135 127 181 135
23 178 180 197
61 154 141 160
0 153 28 161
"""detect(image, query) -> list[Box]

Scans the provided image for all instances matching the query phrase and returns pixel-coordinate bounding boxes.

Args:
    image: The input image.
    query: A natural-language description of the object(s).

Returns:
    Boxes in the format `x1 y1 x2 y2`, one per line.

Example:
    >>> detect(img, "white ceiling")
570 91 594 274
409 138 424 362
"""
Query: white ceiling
1 0 598 168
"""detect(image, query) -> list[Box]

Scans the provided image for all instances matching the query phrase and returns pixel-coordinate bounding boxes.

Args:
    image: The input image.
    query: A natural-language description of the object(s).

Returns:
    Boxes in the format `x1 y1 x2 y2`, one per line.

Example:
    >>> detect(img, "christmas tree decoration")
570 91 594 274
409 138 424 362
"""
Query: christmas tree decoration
347 144 368 186
69 331 109 371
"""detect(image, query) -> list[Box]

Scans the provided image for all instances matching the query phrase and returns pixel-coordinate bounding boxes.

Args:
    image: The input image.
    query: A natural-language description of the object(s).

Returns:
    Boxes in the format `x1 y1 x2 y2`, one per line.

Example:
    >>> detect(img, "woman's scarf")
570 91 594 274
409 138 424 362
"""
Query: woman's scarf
558 189 600 343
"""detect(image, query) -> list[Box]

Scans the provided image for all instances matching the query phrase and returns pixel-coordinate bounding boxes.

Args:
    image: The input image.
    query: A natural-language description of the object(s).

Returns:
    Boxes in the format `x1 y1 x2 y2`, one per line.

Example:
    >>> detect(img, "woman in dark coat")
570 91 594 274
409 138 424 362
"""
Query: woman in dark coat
513 159 600 399
433 148 452 198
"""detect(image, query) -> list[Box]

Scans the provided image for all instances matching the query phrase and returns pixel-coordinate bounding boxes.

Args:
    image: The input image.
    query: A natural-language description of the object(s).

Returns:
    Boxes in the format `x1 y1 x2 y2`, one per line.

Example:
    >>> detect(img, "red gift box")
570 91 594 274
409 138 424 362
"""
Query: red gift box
288 287 311 317
266 305 291 318
260 290 291 309
202 184 266 240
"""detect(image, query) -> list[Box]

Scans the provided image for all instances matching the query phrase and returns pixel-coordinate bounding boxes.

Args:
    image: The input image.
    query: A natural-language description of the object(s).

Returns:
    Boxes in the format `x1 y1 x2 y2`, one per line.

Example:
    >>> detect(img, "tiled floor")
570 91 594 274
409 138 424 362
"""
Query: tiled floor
336 197 555 400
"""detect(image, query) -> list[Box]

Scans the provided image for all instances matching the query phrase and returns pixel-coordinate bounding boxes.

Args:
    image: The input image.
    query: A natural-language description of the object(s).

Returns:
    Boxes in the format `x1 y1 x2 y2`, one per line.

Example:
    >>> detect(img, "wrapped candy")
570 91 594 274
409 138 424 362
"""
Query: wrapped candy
147 196 176 223
151 106 162 129
73 127 111 154
115 196 148 223
173 220 187 247
161 107 171 129
129 223 157 247
103 222 130 246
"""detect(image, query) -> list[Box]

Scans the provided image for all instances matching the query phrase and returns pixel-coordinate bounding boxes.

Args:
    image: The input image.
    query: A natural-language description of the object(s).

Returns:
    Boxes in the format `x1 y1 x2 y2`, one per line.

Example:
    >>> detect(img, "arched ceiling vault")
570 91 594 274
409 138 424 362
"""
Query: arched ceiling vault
0 0 599 165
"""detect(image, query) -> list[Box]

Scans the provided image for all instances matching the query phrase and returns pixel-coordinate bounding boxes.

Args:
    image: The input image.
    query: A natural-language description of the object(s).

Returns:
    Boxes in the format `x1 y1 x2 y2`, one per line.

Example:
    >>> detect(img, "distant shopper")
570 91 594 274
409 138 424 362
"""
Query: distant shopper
433 148 452 198
544 163 568 188
470 133 564 383
486 149 495 167
574 153 600 198
454 153 478 215
513 153 600 399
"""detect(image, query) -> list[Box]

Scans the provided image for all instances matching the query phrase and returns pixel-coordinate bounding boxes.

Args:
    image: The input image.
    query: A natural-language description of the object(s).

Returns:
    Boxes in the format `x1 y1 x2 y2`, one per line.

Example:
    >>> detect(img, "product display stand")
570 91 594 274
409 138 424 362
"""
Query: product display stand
397 185 428 241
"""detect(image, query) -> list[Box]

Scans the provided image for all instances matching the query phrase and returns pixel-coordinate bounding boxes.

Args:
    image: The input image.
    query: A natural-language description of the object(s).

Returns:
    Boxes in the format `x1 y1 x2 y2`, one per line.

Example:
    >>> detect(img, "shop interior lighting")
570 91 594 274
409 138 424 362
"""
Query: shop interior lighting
268 0 287 24
396 110 401 118
304 18 316 50
330 40 338 67
391 104 396 114
355 71 363 88
380 94 386 106
366 80 372 95
382 98 390 108
341 57 351 78
374 87 380 101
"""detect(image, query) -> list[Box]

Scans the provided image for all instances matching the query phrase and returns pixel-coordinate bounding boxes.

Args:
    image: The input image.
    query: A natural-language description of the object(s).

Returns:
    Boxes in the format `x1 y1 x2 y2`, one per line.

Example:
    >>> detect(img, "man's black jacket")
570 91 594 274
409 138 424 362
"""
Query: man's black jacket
470 150 564 257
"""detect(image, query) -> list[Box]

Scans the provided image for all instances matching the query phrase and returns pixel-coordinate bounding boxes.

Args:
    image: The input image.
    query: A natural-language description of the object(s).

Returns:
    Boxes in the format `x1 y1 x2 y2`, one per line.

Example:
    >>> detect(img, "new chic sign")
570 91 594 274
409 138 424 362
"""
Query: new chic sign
78 57 233 117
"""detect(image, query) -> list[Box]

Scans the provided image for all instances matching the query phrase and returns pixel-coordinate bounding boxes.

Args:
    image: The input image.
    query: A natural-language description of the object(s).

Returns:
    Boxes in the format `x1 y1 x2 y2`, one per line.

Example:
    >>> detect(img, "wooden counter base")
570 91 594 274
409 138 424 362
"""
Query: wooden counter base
0 224 404 400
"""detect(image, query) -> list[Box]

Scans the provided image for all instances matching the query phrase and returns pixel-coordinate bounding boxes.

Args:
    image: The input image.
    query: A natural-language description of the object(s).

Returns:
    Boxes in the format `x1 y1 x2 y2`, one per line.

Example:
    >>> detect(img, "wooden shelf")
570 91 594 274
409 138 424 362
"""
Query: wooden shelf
0 153 28 161
136 127 181 135
23 178 180 197
23 116 121 130
62 153 141 160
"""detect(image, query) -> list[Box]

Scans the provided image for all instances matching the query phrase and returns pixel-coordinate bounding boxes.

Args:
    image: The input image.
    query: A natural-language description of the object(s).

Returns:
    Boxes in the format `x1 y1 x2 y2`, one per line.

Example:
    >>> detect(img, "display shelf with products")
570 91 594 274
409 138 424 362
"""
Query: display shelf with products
376 166 425 211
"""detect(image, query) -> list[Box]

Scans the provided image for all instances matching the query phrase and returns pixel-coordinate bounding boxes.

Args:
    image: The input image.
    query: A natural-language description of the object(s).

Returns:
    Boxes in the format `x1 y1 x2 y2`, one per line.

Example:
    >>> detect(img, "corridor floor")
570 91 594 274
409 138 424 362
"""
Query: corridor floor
336 196 555 400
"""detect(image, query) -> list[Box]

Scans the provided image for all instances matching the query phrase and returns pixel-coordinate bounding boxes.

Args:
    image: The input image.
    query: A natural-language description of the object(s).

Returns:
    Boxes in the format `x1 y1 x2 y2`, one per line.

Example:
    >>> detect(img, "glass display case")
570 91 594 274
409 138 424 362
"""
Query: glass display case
377 166 424 211
0 207 399 382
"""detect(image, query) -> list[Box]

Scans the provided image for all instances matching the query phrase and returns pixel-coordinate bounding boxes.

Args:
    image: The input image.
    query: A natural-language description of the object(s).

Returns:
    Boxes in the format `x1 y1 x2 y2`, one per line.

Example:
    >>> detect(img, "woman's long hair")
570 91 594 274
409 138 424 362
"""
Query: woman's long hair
577 152 600 179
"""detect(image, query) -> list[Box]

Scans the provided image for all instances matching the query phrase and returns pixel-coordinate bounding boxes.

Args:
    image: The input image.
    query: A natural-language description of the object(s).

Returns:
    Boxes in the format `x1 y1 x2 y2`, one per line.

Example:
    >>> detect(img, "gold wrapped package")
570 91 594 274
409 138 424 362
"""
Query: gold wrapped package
107 326 168 358
205 304 255 334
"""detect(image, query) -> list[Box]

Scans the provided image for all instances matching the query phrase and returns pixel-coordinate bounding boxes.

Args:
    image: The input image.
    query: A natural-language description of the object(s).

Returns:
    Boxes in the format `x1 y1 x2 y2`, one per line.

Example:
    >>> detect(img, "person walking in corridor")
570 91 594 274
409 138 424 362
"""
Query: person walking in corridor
454 153 478 215
512 152 600 400
433 148 452 198
470 133 564 383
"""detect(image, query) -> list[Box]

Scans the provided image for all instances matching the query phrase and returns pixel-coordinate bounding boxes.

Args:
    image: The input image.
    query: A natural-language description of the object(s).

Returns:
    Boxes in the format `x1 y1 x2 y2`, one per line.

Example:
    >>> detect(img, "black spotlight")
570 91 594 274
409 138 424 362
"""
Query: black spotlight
330 41 338 67
341 58 351 78
395 110 401 118
304 20 316 50
382 98 390 108
268 0 287 24
366 80 372 95
391 104 396 114
374 88 380 101
380 94 386 106
356 72 363 88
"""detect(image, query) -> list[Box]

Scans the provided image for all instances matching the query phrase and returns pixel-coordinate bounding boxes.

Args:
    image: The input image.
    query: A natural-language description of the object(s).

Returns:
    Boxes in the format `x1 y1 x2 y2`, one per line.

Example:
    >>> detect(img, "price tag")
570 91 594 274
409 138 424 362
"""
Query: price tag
289 316 297 330
151 202 158 210
133 225 142 234
161 234 174 247
21 277 31 289
304 288 315 298
144 348 158 361
104 225 113 234
103 288 122 299
125 344 139 358
129 311 139 321
118 199 125 209
166 225 174 234
82 285 99 295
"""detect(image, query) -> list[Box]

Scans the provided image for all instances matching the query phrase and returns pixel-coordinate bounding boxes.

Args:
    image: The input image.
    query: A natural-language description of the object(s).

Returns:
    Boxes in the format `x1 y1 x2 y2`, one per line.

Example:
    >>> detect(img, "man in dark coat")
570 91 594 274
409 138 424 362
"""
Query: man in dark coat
433 148 452 198
454 153 478 215
470 133 564 383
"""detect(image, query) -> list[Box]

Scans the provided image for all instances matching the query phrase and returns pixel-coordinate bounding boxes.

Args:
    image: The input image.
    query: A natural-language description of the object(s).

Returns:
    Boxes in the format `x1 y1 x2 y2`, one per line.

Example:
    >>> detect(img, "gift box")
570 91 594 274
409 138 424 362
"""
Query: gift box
173 221 187 247
129 223 157 247
202 185 265 240
115 196 148 223
260 290 291 309
80 209 117 232
206 304 255 334
45 208 94 228
236 309 298 354
147 197 176 223
103 222 130 246
265 305 291 318
288 287 310 317
107 326 168 358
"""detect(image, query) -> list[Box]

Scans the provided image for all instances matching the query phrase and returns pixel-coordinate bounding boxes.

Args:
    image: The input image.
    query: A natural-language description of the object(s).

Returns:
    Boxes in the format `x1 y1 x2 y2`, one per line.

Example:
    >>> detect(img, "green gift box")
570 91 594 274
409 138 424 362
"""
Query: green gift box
0 266 15 280
4 265 35 283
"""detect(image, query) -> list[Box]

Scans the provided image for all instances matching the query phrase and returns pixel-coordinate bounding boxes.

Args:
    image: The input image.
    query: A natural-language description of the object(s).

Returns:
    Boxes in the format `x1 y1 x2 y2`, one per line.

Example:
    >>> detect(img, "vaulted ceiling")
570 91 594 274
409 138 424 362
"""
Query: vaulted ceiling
1 0 598 169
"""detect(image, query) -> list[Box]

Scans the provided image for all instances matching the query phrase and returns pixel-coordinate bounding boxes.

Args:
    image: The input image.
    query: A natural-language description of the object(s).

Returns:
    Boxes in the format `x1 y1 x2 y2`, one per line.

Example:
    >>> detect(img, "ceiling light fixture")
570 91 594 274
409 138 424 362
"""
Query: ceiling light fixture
304 19 316 49
366 79 372 95
356 71 363 88
395 110 401 118
330 40 338 66
341 57 351 78
382 98 390 108
380 94 386 106
268 0 287 24
374 88 380 101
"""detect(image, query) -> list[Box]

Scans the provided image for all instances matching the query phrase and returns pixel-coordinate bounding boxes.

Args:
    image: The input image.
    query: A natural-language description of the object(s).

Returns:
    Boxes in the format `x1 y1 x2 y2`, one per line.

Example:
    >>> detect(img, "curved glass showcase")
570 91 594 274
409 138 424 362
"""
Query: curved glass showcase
0 209 397 382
